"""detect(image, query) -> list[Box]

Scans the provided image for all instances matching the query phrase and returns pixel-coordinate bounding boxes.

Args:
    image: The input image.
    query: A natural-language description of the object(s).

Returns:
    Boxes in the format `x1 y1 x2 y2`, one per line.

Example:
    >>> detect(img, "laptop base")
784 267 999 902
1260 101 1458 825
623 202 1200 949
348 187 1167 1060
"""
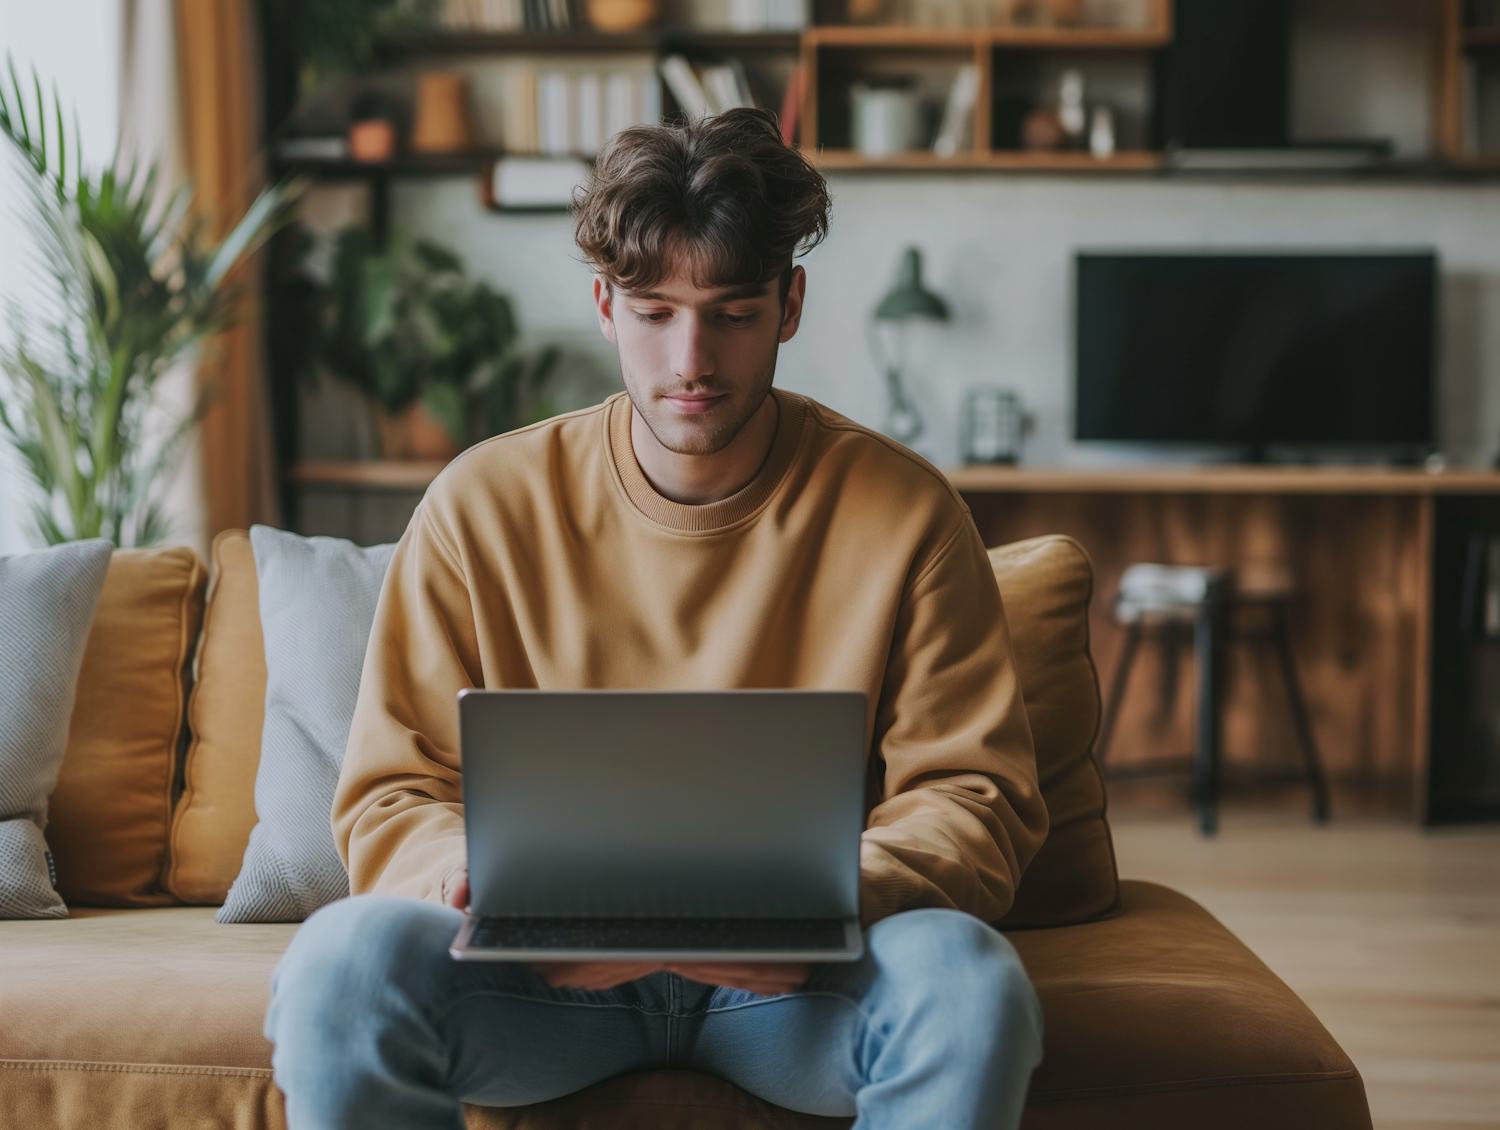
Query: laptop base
450 915 863 963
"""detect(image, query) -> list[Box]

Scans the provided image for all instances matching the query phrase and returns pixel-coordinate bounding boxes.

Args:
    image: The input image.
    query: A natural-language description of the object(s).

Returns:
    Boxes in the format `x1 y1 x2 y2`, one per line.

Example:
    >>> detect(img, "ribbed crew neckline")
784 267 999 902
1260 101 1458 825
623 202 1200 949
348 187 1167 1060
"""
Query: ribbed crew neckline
606 389 807 533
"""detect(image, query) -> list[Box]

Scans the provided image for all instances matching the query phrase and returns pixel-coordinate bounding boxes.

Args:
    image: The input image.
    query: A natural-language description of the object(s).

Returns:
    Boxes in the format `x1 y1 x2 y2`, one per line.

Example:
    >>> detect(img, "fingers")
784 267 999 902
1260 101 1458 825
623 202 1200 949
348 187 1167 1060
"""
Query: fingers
522 960 811 994
442 869 470 910
663 962 811 995
529 961 664 990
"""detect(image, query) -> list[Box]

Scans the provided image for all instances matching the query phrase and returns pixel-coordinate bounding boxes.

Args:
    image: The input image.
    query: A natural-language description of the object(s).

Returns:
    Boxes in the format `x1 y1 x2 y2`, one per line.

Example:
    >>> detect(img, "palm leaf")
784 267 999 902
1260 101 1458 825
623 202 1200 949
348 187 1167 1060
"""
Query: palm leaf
0 61 287 546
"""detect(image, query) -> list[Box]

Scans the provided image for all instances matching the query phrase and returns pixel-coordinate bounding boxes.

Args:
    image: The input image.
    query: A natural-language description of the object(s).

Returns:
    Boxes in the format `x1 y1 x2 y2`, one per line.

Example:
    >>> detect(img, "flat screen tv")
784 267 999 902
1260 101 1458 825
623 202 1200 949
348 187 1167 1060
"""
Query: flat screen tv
1074 253 1437 455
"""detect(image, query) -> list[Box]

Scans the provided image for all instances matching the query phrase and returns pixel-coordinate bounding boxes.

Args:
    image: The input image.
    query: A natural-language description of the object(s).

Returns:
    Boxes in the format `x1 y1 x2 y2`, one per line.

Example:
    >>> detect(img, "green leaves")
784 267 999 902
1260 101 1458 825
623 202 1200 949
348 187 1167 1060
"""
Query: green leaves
262 0 440 88
0 60 291 546
315 228 554 448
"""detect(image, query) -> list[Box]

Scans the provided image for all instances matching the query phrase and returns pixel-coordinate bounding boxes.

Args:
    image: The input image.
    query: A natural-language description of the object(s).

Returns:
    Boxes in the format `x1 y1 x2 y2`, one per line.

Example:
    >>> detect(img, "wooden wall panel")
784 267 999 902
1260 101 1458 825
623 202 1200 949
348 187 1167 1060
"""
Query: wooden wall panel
966 492 1427 782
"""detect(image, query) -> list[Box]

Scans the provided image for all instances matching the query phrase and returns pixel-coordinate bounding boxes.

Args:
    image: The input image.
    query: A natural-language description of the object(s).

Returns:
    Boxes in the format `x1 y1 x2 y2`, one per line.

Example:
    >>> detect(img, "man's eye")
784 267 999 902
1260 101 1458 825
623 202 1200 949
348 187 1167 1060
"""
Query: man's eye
639 310 670 323
723 313 754 325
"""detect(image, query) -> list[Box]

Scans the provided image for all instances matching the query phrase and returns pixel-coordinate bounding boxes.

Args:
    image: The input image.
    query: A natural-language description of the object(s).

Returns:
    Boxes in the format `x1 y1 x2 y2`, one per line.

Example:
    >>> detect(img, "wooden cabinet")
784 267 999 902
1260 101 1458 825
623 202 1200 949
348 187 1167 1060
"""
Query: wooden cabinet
951 466 1500 824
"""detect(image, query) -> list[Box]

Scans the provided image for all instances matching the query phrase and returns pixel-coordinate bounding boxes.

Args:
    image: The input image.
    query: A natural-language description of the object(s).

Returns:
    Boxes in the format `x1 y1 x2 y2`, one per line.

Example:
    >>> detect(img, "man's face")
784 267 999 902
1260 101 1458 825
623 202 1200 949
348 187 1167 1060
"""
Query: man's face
594 264 806 456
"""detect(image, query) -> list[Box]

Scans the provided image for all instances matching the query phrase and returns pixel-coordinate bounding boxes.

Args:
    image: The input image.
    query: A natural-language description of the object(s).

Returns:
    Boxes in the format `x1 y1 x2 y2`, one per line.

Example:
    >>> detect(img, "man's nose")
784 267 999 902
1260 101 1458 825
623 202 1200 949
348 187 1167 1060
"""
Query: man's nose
670 312 715 383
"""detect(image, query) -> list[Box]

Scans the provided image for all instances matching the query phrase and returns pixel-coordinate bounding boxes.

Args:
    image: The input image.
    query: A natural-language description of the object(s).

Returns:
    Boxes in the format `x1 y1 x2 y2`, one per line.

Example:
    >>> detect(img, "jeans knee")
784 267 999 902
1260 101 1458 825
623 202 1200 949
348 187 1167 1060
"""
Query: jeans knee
867 909 1040 1028
267 896 461 1039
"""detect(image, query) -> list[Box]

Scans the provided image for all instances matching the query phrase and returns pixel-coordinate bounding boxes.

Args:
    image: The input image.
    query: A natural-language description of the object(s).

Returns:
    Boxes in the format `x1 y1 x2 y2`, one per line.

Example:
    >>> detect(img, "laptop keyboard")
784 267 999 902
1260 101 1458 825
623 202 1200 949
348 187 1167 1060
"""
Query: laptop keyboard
468 916 849 952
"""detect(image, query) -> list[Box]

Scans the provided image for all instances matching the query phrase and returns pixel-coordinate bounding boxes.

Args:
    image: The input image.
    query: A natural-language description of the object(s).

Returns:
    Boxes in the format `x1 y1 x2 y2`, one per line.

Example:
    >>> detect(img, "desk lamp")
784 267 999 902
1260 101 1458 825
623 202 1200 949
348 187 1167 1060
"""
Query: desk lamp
870 247 949 446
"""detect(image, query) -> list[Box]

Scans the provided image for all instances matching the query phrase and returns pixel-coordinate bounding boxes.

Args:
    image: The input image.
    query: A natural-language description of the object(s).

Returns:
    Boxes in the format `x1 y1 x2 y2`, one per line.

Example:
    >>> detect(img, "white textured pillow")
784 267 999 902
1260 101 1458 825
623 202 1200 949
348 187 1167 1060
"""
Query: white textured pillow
0 539 113 918
217 527 395 924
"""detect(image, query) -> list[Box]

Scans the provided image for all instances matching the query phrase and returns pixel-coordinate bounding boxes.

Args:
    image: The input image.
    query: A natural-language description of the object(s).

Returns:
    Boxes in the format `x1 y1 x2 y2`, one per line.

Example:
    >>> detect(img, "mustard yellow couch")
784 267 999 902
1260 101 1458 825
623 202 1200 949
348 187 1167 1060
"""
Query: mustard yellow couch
0 532 1372 1130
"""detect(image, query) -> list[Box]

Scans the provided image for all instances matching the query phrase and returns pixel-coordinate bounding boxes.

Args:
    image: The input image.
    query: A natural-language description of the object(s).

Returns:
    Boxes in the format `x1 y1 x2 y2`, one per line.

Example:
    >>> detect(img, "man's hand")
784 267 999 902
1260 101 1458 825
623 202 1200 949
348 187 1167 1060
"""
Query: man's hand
442 868 469 910
533 961 811 995
664 962 811 995
443 868 809 995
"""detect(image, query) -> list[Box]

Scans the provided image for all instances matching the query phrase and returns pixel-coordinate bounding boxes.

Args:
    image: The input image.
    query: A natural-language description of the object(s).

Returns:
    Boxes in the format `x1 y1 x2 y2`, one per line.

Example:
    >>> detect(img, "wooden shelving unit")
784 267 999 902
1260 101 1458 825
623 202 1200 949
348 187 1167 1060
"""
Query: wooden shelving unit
799 3 1174 171
1436 0 1500 164
385 11 1179 175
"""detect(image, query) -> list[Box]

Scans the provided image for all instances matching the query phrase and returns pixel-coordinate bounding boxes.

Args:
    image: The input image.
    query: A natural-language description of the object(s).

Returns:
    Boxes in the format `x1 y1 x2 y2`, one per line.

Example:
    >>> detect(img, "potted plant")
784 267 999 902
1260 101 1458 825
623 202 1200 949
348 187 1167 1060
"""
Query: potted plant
316 227 559 459
0 64 291 546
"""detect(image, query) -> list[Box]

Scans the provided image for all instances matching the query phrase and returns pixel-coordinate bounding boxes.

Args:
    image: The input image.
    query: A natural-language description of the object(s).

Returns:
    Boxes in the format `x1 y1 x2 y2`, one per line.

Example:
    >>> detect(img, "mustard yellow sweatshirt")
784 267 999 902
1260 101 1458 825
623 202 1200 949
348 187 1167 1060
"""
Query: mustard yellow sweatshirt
334 390 1047 924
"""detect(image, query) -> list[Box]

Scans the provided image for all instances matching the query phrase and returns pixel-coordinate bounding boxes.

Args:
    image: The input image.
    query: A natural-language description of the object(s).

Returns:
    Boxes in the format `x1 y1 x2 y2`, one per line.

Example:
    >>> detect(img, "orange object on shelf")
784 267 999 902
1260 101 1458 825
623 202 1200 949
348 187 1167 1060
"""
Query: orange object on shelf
411 73 475 154
348 119 396 162
587 0 658 33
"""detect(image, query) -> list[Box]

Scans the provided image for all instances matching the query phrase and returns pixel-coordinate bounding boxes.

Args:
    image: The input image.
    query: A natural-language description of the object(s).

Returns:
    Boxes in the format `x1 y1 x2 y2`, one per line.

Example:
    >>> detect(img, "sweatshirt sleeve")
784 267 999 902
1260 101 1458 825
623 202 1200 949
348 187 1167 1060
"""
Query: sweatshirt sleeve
333 508 481 903
860 517 1049 926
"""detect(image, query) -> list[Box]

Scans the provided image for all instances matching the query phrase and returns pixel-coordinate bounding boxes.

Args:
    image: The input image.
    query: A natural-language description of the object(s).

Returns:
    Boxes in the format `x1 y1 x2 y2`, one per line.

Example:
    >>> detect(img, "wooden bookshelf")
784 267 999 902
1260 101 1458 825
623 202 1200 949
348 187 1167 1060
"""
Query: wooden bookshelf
391 14 1178 174
1436 0 1500 162
800 2 1174 171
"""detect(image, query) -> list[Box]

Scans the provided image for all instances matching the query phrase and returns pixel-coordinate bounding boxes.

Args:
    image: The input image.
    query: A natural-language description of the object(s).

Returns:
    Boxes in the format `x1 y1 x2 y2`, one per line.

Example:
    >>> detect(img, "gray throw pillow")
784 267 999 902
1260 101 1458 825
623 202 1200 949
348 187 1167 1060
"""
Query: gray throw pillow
217 526 396 924
0 539 113 918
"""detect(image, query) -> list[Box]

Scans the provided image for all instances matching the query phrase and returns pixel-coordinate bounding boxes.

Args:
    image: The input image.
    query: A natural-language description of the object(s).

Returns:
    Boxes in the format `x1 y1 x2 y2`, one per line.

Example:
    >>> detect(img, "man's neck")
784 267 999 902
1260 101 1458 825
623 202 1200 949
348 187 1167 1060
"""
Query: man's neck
630 392 780 506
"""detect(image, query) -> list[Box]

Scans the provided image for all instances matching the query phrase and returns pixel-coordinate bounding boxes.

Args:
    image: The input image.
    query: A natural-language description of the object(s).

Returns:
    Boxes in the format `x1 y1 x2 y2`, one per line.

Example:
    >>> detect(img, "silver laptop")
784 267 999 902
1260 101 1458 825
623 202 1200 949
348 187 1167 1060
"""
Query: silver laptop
450 689 866 963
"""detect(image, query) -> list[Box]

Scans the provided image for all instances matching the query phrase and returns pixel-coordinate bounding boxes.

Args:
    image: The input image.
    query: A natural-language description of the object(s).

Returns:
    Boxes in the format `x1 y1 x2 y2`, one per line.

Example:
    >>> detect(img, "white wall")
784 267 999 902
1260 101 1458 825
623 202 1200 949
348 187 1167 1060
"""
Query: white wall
394 174 1500 470
0 0 119 552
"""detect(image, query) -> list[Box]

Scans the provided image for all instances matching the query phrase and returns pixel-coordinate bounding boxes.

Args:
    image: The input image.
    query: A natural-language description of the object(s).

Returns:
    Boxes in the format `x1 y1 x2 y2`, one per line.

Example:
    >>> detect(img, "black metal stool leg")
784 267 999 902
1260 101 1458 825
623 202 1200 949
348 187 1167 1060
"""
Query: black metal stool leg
1271 604 1331 823
1192 593 1227 836
1095 621 1143 765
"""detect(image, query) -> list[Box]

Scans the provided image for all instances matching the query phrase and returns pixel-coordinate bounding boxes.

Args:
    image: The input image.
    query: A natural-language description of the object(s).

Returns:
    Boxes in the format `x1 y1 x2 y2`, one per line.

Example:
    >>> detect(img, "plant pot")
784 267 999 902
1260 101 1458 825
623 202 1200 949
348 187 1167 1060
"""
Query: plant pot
349 119 396 162
587 0 658 33
377 402 461 461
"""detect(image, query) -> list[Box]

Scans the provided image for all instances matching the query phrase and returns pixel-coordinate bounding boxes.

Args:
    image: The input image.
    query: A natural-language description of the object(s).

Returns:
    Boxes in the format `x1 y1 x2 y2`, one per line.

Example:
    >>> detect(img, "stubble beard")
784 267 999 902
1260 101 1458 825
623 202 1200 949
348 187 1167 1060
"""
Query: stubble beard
622 350 778 457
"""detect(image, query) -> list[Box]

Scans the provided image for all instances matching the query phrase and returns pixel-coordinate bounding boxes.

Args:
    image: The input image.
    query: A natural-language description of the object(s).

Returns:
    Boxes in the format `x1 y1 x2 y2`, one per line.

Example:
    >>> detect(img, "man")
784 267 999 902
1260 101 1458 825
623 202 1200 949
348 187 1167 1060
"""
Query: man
267 108 1048 1130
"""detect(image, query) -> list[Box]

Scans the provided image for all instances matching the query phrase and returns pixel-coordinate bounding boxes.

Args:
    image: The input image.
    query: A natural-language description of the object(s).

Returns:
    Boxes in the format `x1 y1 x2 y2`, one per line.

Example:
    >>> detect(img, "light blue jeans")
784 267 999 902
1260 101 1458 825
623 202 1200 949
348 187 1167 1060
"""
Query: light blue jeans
265 896 1043 1130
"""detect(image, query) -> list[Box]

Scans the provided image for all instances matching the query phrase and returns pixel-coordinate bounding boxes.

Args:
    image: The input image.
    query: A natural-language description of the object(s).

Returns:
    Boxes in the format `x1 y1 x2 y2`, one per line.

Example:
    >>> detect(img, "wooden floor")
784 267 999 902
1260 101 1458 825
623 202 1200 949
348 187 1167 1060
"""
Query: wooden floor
1109 805 1500 1130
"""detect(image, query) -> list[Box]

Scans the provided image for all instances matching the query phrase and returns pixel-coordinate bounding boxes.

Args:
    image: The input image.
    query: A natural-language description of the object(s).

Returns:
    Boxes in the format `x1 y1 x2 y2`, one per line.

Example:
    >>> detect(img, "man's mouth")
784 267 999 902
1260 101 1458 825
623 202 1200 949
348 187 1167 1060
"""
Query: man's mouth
662 390 727 415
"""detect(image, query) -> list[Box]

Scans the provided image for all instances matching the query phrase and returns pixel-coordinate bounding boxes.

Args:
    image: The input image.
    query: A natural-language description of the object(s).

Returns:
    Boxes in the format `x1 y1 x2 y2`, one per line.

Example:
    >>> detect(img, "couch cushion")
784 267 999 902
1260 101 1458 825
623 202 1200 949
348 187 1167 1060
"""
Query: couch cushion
989 536 1116 929
217 527 396 923
0 540 113 918
0 882 1368 1130
1009 881 1370 1129
48 546 206 908
167 531 266 905
0 908 291 1068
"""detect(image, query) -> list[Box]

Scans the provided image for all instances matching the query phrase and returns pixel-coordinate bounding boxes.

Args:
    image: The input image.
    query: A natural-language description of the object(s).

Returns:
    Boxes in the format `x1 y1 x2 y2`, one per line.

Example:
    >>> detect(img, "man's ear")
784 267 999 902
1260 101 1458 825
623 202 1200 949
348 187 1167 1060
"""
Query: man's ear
593 276 619 346
779 265 807 344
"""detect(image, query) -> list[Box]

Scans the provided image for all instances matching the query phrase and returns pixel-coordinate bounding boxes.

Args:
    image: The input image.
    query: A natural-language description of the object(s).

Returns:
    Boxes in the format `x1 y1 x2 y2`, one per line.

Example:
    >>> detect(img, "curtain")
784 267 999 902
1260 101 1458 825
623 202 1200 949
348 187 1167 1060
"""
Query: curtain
174 0 281 535
120 0 209 554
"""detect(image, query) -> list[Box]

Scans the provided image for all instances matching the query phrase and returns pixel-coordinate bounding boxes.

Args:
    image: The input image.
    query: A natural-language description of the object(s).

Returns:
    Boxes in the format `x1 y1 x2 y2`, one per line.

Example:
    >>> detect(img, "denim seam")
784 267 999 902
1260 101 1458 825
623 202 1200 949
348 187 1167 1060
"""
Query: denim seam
704 988 875 1027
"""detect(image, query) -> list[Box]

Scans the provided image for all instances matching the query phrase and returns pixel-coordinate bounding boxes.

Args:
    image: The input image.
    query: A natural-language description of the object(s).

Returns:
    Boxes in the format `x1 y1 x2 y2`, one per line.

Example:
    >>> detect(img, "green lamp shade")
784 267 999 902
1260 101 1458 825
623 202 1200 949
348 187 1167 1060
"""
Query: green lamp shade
874 247 950 322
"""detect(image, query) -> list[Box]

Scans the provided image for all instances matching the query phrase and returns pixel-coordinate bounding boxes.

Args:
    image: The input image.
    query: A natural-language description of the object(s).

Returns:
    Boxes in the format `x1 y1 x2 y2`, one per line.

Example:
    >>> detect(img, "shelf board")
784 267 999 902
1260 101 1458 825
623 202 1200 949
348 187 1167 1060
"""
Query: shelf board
289 460 448 489
947 465 1500 496
814 148 1163 171
400 29 800 54
273 151 502 179
805 25 1170 49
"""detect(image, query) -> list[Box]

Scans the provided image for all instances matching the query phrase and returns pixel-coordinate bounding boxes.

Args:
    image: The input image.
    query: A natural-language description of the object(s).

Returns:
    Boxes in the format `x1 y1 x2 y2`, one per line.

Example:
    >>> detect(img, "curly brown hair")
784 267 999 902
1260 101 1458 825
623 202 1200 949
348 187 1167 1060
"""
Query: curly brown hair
573 108 830 298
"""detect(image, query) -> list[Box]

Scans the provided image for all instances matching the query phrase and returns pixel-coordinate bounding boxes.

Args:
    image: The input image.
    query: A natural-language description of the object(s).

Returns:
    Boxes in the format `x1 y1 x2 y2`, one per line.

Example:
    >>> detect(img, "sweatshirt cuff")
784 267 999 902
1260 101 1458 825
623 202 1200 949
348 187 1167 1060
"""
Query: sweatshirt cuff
859 846 926 926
